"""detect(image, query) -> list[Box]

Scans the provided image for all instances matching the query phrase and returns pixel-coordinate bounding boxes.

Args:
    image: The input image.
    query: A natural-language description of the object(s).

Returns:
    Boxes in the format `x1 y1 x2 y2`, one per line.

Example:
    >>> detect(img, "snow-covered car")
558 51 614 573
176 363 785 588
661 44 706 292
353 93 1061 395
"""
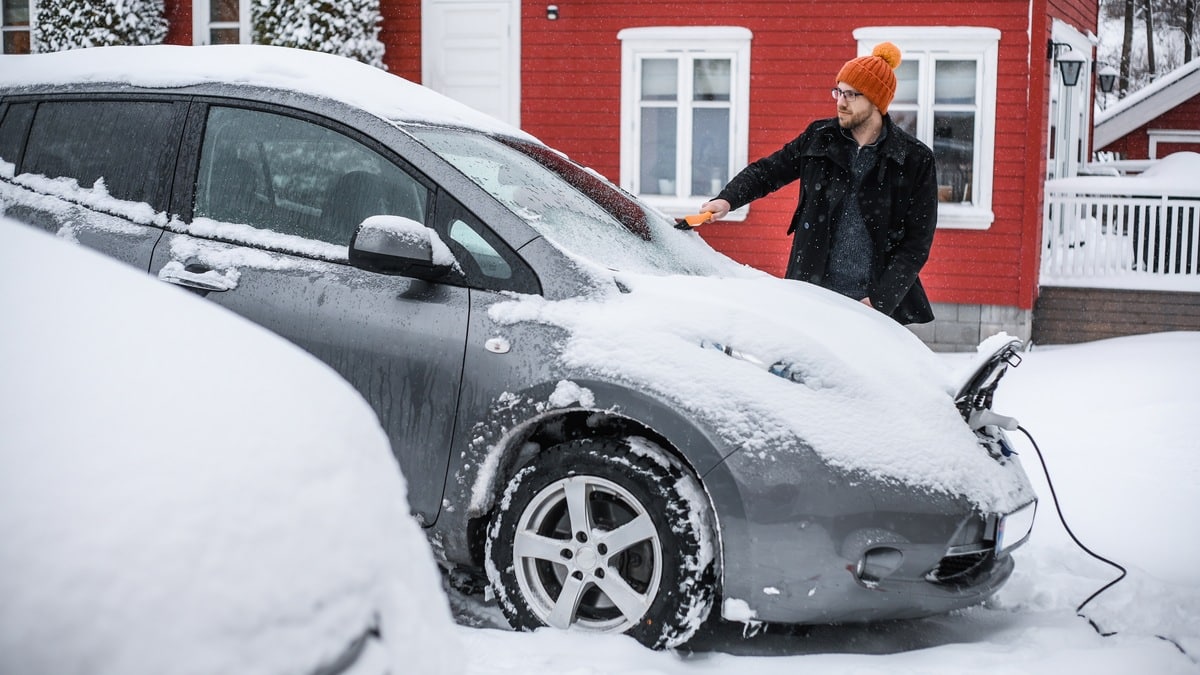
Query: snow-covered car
0 221 462 675
0 45 1036 649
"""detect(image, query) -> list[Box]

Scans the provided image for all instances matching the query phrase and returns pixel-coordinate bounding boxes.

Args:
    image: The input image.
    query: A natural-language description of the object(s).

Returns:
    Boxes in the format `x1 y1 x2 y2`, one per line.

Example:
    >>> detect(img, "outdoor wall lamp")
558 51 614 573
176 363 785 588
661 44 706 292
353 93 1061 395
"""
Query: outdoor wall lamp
1047 41 1085 87
546 4 558 20
1097 64 1118 94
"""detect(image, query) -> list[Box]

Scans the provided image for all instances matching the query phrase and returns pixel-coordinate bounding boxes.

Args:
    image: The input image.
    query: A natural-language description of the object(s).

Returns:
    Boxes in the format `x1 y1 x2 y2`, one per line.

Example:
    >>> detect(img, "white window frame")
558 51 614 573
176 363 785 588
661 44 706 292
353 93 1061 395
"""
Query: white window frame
192 0 250 46
1 0 34 54
1148 129 1200 159
855 26 1000 230
618 26 751 220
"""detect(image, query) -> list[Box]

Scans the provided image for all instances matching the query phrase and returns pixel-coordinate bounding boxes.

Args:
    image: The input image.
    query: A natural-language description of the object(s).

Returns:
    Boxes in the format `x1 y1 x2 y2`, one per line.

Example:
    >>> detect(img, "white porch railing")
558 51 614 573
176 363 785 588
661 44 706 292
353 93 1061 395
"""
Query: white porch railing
1042 181 1200 292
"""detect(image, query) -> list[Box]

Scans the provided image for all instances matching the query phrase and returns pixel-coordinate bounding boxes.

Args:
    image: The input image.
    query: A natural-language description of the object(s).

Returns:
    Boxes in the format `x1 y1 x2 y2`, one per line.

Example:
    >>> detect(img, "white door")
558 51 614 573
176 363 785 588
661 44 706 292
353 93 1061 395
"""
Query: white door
422 0 520 126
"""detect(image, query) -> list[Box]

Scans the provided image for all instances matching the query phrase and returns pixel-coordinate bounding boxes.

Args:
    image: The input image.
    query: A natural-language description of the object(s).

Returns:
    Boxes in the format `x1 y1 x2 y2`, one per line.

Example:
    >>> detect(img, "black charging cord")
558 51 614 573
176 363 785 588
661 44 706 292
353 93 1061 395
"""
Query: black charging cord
1017 425 1192 659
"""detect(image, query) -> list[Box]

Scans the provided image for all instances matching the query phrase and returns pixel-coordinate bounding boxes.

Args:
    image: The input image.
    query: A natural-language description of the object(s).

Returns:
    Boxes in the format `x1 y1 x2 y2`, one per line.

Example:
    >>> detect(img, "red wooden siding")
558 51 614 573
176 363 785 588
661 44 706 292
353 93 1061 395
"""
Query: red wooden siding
164 1 191 44
518 0 1099 311
379 0 421 81
1102 95 1200 159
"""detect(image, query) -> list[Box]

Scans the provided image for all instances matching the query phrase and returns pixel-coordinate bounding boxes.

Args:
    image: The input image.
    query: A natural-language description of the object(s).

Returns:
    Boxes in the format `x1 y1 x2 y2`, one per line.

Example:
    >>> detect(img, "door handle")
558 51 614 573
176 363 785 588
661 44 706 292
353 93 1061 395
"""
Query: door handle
158 261 239 292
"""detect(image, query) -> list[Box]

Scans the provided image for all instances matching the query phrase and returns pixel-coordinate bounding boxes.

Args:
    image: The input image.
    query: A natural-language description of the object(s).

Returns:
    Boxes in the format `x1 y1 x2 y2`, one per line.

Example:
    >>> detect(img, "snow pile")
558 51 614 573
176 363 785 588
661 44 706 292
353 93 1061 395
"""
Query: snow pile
1047 151 1200 197
0 221 462 675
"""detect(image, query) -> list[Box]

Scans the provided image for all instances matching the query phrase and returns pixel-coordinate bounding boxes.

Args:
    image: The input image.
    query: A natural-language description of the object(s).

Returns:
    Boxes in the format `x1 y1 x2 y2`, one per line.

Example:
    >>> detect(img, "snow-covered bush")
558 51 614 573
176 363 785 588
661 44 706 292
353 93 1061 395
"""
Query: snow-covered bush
252 0 386 69
32 0 167 53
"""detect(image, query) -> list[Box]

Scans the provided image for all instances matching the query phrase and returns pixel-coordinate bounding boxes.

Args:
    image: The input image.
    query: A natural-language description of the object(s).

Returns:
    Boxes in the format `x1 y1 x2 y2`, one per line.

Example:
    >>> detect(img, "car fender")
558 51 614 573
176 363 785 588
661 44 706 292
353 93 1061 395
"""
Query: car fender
430 377 743 570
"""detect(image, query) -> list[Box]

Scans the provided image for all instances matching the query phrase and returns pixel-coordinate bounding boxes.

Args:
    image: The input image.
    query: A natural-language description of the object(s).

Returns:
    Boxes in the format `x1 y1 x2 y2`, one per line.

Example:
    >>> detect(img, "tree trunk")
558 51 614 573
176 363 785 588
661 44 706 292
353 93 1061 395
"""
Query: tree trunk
1187 0 1196 63
1144 0 1157 82
1120 0 1135 95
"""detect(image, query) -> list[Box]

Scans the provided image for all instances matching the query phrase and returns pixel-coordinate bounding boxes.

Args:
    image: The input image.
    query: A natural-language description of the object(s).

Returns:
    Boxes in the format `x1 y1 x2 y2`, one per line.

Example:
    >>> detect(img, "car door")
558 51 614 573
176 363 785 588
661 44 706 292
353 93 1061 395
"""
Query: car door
148 102 475 523
0 97 186 270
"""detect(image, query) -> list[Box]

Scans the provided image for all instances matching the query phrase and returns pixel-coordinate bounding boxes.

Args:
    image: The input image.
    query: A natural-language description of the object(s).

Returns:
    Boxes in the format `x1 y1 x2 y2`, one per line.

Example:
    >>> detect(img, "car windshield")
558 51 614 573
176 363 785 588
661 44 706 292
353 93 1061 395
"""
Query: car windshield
405 127 731 276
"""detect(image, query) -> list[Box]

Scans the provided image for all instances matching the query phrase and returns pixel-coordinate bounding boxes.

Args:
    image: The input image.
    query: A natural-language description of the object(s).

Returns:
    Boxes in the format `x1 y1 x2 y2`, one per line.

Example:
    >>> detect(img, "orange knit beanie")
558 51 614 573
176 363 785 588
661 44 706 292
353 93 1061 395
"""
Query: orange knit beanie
836 42 902 114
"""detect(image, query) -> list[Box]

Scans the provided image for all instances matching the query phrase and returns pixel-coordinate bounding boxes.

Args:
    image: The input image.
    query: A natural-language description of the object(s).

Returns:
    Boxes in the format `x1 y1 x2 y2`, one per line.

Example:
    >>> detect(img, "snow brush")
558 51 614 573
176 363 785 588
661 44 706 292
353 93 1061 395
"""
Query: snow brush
674 213 713 230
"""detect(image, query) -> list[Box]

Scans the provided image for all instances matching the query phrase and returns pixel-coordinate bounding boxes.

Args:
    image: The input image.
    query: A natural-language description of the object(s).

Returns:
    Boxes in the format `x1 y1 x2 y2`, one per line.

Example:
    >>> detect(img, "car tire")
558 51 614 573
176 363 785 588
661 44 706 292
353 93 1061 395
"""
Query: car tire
485 436 716 649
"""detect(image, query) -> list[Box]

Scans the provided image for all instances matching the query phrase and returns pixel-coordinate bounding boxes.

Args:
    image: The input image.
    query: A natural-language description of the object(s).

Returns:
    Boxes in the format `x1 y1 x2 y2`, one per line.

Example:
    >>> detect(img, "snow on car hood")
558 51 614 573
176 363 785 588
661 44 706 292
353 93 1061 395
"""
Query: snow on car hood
491 271 1030 513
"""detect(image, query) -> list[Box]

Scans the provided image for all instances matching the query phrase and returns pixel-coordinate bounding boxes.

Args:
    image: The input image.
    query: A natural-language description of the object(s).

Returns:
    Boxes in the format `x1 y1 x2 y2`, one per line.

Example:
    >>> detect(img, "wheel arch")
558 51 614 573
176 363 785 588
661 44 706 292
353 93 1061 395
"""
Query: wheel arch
448 378 730 573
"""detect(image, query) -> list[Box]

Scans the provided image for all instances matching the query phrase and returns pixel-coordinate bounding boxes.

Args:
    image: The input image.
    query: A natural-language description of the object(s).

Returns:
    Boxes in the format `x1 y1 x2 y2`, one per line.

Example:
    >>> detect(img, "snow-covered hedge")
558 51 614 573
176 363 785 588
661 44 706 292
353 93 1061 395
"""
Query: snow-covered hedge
33 0 168 53
252 0 386 69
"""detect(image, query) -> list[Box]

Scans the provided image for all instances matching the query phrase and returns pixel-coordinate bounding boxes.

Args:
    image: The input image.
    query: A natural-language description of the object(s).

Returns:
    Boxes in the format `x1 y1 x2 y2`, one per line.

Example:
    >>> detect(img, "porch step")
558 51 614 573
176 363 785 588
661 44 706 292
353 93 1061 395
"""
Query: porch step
1033 287 1200 345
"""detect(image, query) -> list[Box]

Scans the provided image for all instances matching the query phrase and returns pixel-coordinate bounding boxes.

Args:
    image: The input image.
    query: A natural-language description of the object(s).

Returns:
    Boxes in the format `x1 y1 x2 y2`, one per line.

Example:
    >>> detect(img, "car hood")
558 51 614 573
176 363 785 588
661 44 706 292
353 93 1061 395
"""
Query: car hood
490 271 1032 513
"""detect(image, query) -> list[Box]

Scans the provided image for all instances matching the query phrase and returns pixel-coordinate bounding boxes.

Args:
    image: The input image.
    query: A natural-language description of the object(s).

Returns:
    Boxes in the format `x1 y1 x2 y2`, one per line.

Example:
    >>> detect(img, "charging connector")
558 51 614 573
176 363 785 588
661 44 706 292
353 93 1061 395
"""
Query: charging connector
968 409 1019 431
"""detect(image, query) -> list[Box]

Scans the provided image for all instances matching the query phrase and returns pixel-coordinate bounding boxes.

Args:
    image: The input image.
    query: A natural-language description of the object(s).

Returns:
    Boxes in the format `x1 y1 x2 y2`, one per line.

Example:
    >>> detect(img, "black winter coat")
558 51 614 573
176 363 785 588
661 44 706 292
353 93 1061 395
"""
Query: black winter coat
717 116 938 325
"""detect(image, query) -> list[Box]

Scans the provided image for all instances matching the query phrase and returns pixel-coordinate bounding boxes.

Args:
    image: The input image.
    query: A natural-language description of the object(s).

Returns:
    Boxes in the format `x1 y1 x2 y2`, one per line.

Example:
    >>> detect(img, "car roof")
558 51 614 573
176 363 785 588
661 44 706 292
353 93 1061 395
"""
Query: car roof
0 44 535 142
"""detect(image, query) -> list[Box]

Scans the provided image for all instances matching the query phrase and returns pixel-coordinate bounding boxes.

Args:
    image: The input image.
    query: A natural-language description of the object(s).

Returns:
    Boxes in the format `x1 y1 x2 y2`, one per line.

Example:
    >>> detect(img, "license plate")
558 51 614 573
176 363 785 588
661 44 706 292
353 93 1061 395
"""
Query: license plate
997 501 1037 554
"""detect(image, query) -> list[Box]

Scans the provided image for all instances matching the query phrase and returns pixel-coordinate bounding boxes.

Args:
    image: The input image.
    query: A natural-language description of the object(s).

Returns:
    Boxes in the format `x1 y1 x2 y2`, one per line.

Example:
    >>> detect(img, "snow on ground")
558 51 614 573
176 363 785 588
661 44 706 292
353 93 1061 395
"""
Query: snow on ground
451 332 1200 674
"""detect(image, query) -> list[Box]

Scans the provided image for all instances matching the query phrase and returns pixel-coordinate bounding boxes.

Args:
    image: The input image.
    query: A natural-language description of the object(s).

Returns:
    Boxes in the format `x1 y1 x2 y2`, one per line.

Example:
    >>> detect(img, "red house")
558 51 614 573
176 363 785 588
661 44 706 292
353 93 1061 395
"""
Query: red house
4 0 1109 350
1094 58 1200 161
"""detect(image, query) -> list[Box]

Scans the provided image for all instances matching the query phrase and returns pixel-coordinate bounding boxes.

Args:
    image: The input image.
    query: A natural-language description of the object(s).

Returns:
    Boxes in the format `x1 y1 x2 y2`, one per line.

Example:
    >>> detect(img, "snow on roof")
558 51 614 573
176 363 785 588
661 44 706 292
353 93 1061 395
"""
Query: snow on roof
1094 58 1200 149
0 44 535 141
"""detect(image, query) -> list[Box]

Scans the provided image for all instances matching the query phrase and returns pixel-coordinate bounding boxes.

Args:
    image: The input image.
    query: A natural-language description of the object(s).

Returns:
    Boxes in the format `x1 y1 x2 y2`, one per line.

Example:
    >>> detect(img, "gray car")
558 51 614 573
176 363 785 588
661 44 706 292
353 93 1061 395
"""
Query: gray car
0 45 1036 649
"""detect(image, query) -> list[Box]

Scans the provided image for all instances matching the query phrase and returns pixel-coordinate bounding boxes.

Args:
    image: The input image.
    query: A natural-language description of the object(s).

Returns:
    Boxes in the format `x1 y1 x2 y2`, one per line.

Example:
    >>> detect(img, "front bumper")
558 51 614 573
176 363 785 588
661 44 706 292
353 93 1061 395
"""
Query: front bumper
704 450 1037 625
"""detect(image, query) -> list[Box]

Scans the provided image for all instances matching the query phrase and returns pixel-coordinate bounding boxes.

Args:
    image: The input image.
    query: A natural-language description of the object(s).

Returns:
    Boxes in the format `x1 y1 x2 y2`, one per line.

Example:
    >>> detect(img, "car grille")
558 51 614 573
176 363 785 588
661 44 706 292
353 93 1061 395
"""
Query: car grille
926 547 996 586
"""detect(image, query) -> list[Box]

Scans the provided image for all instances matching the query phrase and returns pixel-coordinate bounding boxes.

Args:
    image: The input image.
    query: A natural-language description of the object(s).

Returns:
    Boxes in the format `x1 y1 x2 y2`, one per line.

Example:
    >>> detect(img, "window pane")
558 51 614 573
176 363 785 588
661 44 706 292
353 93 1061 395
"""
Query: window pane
933 111 975 203
693 59 731 102
23 101 178 209
2 29 29 54
890 109 918 136
210 28 240 45
894 60 919 105
639 107 676 195
935 60 976 105
641 59 677 101
3 0 29 25
195 106 429 247
691 108 729 195
210 0 239 22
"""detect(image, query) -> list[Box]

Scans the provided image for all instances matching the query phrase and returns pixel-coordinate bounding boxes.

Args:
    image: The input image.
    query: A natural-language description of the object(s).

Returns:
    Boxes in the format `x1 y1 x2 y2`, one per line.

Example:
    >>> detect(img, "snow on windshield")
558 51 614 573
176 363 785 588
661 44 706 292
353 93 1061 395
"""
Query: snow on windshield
408 127 747 277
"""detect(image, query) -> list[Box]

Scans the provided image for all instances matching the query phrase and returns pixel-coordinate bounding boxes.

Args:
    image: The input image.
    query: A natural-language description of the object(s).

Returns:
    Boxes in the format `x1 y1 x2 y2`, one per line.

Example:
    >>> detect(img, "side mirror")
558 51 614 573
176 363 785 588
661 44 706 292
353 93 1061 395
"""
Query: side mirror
349 216 456 279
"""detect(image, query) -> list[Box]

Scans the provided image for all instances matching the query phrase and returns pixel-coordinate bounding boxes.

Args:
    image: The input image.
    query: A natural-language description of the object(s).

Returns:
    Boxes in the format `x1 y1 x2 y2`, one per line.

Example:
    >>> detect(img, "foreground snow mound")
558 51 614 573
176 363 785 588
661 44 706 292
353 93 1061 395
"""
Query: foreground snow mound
0 221 462 675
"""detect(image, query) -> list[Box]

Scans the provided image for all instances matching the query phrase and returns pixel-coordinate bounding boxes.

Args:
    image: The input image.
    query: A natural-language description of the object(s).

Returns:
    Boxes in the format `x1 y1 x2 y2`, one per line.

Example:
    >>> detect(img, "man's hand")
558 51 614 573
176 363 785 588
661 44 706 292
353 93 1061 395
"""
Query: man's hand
700 199 731 221
860 297 873 307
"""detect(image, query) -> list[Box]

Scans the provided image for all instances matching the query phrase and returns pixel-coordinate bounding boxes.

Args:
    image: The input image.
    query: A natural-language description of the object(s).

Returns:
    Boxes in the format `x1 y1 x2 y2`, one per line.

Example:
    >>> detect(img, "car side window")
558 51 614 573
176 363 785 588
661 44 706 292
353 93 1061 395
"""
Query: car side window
0 102 35 169
434 191 539 295
20 100 180 210
193 106 430 249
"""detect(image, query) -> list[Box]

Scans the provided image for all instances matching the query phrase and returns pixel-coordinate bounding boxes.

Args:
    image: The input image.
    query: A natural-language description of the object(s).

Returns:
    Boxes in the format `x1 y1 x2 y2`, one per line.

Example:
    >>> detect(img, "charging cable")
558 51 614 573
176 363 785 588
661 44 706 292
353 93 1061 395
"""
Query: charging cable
1016 425 1192 660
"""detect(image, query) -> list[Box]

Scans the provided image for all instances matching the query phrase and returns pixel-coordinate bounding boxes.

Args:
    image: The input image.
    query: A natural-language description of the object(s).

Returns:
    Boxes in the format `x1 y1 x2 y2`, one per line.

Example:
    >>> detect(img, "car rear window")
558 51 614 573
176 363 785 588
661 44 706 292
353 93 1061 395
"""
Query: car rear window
22 100 180 211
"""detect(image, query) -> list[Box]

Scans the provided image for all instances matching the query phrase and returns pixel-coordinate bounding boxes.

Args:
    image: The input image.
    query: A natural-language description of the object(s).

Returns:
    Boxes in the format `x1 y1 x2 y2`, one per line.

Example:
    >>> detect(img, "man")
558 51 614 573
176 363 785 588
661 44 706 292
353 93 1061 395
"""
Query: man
699 42 938 325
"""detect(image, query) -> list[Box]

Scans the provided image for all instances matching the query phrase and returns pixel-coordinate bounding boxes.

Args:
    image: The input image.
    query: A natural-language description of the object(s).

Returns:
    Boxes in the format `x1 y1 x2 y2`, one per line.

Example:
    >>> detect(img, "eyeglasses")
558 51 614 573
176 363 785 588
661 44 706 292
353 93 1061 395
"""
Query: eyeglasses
831 88 863 102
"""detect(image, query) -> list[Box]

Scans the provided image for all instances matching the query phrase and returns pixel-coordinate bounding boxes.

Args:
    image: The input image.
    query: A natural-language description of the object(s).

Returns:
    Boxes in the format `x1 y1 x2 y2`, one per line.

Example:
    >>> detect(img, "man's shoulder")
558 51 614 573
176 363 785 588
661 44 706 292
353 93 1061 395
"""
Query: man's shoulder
883 118 935 163
805 117 841 135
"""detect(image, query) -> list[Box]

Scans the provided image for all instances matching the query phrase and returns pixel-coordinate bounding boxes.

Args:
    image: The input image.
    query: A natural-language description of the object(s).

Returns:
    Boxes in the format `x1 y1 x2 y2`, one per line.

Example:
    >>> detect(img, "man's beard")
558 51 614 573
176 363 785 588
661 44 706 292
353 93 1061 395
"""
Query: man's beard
838 107 872 130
